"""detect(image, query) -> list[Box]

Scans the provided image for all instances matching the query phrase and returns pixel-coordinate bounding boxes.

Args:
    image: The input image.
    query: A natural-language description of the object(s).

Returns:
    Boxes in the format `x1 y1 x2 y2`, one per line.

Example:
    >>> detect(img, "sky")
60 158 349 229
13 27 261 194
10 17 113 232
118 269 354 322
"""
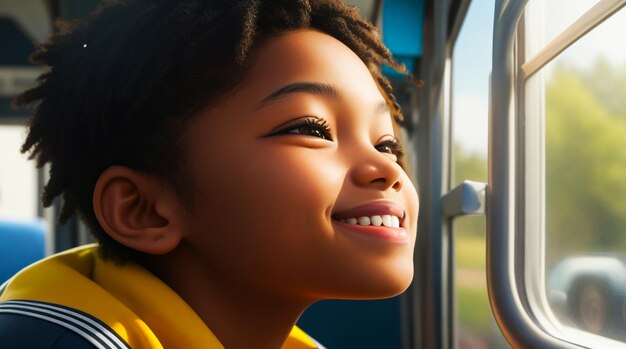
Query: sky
451 0 494 155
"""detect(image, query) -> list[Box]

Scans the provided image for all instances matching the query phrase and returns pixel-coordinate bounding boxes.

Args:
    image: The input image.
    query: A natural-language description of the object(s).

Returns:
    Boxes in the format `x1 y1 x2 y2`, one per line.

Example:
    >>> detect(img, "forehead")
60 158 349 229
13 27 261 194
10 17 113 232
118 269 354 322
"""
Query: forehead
241 29 384 102
188 29 392 137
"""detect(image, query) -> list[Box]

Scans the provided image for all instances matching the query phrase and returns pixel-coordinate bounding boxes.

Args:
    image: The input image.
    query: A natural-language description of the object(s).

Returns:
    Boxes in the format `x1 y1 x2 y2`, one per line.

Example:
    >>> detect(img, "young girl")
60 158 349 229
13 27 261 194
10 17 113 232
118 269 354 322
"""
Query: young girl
0 1 419 348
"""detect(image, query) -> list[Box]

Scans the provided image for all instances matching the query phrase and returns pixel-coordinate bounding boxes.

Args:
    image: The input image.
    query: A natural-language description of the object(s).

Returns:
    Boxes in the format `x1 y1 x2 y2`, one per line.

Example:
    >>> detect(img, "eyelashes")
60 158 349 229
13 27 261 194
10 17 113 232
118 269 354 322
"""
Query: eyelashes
375 138 403 158
268 116 403 158
275 117 333 140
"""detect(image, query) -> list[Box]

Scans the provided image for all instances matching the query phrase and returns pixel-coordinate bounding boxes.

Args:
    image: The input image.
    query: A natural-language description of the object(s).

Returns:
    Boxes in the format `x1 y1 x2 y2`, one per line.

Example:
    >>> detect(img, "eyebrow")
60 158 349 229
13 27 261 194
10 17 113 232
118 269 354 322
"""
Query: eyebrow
258 81 391 116
259 82 341 106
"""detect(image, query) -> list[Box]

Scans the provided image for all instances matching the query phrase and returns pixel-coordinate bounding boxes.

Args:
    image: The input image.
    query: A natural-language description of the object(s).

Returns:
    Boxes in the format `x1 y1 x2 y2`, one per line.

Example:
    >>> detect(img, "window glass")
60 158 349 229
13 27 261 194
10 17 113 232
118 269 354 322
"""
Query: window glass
0 9 42 221
524 0 601 60
0 125 37 220
526 6 626 344
452 1 507 347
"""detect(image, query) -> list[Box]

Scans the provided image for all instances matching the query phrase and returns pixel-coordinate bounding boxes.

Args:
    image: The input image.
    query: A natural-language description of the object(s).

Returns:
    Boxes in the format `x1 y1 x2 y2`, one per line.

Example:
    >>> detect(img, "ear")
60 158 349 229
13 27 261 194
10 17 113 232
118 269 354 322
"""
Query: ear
93 165 188 255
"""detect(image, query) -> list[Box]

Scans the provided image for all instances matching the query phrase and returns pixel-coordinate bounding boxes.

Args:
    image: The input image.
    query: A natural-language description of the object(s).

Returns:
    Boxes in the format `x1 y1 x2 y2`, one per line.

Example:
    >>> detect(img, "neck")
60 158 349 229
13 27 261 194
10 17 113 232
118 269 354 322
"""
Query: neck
145 242 311 349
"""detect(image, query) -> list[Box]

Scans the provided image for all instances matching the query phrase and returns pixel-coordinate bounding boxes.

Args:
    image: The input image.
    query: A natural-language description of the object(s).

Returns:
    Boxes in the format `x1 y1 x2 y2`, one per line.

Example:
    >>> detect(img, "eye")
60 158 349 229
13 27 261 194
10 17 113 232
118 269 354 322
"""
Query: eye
269 117 333 141
375 137 403 160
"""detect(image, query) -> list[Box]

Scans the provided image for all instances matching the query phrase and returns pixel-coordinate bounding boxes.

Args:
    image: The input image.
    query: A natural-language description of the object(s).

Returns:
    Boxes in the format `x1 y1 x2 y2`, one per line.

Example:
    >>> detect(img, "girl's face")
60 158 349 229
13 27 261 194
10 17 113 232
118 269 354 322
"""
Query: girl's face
182 30 419 301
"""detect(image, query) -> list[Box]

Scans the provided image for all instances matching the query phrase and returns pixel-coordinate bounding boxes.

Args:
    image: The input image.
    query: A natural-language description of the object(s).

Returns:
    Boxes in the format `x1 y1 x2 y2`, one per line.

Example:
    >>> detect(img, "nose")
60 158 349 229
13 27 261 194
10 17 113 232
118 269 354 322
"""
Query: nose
349 149 403 191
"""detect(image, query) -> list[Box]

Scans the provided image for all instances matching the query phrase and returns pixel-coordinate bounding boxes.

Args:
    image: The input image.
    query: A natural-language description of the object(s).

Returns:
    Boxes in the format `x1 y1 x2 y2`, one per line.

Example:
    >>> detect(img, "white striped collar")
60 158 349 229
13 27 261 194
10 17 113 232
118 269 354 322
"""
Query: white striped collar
0 300 130 349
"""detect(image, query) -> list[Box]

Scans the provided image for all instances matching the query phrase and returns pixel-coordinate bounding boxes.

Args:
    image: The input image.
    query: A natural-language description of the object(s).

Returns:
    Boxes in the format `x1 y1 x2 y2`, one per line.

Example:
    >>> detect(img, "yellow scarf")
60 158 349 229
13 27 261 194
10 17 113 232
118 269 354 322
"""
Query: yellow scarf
0 244 320 349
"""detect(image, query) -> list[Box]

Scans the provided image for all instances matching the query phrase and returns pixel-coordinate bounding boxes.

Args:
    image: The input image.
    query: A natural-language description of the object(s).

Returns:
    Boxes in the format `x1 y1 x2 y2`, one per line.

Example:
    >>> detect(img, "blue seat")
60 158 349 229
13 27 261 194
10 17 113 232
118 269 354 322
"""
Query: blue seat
0 218 46 285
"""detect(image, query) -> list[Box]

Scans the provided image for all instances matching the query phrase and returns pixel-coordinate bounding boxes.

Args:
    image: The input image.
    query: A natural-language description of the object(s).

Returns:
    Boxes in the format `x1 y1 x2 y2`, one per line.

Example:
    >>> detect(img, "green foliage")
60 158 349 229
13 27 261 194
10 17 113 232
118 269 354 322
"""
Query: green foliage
455 229 486 268
545 63 626 258
579 57 626 117
453 144 488 237
453 143 487 186
457 285 491 333
455 233 491 335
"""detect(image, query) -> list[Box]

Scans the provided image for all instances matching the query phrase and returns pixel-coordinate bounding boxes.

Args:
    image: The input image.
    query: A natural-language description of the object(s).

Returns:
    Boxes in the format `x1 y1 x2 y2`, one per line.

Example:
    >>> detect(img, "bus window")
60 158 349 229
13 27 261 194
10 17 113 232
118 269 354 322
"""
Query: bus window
524 0 601 61
450 1 509 348
0 4 48 222
0 126 37 220
489 0 626 347
523 1 626 346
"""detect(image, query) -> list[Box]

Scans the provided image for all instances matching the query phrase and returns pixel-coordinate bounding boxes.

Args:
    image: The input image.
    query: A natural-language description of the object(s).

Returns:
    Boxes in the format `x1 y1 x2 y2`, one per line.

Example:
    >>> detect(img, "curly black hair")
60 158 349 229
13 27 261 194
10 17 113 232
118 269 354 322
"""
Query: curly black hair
15 0 407 263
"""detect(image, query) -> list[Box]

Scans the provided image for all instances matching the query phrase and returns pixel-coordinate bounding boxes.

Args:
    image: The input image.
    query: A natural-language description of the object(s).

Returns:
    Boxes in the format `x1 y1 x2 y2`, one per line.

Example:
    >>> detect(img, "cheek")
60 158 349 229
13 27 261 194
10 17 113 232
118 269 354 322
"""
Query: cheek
256 148 340 190
250 150 346 261
185 146 345 276
236 147 345 225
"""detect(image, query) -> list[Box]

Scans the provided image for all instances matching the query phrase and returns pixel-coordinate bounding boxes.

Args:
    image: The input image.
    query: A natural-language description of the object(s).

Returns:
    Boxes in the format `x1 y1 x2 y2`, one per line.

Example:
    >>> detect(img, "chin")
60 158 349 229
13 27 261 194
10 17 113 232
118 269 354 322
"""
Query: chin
369 267 414 299
330 264 415 300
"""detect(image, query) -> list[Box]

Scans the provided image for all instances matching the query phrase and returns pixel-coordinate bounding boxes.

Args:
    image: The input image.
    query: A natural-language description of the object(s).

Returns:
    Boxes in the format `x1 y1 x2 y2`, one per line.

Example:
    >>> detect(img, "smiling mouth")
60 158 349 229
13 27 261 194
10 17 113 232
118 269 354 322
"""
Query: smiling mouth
335 215 401 228
331 200 406 229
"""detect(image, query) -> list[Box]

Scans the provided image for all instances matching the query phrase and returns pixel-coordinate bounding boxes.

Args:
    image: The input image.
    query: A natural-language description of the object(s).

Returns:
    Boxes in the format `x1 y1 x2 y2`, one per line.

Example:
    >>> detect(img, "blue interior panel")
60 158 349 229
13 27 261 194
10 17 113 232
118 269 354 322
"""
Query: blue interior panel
0 219 46 285
382 0 424 74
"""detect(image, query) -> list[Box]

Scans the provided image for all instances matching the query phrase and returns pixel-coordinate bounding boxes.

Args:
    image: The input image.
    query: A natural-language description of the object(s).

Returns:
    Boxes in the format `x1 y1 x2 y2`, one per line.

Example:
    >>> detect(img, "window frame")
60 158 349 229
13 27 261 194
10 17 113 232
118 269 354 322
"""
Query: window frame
489 0 626 348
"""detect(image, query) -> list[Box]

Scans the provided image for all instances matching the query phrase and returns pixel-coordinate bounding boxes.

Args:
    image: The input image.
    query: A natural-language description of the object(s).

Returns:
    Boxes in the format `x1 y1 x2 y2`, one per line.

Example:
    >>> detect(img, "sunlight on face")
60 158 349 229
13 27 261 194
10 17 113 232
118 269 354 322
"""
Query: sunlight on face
182 30 419 301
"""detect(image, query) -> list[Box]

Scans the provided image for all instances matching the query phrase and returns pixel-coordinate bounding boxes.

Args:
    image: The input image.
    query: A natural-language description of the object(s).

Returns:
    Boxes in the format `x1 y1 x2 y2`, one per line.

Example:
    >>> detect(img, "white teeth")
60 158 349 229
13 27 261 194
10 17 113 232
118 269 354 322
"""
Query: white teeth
391 216 400 228
357 216 371 225
382 215 392 227
340 215 401 228
370 215 383 226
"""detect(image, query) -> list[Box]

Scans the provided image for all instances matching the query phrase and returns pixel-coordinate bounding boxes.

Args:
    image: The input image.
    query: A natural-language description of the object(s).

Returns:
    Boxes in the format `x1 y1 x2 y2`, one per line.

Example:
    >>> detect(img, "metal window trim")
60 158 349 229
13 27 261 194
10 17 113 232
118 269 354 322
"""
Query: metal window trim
488 0 583 347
